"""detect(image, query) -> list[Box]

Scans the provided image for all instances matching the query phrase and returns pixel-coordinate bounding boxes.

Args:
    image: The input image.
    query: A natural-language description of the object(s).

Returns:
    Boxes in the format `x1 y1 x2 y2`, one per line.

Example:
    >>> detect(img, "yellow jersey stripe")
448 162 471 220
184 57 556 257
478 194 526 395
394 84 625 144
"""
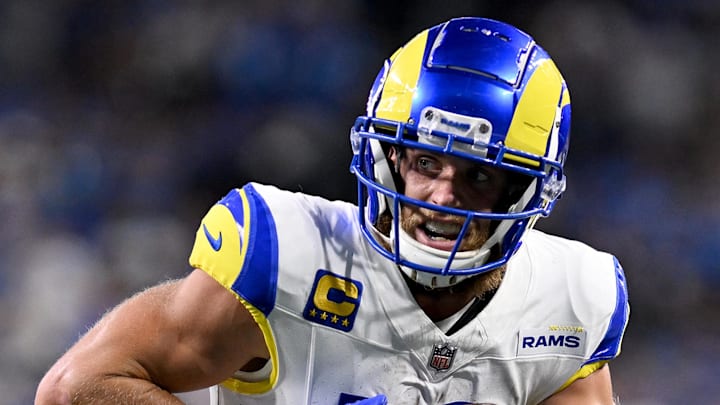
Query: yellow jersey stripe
556 360 608 393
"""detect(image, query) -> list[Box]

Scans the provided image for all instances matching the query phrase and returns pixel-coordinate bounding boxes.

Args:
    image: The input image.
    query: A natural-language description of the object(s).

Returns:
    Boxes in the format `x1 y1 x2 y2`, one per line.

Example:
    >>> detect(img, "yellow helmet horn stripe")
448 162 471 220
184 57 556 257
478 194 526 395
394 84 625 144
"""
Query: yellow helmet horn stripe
505 59 565 166
375 29 429 122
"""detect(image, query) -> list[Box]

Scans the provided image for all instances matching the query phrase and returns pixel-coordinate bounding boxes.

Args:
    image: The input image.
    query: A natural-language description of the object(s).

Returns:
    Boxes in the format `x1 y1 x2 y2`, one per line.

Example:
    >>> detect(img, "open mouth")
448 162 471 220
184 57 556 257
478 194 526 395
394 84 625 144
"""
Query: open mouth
417 220 463 250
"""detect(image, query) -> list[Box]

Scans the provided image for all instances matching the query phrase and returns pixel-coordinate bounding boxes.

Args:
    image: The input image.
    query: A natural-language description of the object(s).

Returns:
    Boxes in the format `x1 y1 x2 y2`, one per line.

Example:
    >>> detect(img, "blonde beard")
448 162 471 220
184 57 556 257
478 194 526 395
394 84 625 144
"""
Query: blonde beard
375 206 506 298
467 263 505 299
400 206 490 252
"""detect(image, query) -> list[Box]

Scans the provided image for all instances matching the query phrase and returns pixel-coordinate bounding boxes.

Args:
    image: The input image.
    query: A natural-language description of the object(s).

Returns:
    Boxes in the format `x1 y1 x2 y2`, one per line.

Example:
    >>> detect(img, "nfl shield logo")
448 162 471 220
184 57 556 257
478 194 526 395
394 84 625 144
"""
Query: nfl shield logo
429 343 457 372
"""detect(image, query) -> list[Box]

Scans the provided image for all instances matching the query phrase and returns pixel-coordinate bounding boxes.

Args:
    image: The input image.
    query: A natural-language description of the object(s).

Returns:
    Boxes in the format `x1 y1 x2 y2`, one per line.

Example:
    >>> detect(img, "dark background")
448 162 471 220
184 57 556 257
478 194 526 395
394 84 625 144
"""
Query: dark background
1 1 719 403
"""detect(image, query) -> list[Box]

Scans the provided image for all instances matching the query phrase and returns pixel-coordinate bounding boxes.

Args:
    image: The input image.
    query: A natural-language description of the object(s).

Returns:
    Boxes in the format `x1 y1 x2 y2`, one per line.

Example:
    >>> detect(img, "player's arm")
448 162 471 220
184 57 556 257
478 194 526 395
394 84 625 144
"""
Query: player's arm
35 269 269 404
539 363 615 405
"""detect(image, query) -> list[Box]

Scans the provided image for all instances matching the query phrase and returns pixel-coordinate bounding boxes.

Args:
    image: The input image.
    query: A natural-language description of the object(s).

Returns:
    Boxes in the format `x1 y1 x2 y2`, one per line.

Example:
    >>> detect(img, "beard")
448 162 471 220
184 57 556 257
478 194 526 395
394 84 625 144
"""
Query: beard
399 205 492 252
374 203 493 252
374 203 506 297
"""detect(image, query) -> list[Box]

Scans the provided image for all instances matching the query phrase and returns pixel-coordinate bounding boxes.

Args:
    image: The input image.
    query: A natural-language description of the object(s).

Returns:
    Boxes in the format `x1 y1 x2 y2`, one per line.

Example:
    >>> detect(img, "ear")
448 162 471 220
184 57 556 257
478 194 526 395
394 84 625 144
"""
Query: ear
387 146 398 165
387 146 404 173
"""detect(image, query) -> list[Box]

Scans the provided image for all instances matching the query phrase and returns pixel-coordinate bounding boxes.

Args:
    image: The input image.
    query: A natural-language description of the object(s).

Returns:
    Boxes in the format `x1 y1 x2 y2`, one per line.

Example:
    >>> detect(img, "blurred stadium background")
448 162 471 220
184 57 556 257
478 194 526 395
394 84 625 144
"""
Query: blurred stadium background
1 1 718 403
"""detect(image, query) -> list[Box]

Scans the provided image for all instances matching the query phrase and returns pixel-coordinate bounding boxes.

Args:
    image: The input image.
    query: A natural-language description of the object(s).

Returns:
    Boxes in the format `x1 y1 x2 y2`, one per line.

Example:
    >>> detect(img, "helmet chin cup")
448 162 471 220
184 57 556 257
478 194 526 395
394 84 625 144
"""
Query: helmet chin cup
403 266 473 289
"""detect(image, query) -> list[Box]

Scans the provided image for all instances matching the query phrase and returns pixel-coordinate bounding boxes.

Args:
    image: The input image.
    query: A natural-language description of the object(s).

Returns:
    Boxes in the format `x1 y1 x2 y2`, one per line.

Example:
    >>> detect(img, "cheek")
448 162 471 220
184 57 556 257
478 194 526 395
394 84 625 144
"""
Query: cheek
398 172 426 200
474 197 502 213
449 191 496 213
469 180 508 211
480 190 504 210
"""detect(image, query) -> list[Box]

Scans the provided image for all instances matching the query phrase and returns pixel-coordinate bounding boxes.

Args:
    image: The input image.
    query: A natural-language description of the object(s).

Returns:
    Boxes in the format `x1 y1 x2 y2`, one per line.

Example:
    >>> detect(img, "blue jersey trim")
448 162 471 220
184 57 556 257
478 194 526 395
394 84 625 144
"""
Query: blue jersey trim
219 184 279 317
586 257 629 363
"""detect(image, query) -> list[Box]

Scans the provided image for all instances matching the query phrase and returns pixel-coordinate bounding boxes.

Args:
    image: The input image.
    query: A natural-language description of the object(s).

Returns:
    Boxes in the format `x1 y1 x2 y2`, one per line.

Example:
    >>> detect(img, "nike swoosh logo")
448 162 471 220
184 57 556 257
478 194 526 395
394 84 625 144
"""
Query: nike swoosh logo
203 224 223 251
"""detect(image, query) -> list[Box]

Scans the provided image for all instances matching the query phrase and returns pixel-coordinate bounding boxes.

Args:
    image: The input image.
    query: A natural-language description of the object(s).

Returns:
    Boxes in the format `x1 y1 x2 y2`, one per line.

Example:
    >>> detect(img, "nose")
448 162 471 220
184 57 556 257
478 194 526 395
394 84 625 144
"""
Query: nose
430 169 461 208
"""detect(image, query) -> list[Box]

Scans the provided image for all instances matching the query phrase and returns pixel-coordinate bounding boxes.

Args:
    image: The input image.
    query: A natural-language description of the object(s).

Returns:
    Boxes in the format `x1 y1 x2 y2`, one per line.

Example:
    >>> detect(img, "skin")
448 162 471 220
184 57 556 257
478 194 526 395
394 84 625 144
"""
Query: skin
35 147 616 405
389 147 506 321
35 271 268 404
391 147 504 254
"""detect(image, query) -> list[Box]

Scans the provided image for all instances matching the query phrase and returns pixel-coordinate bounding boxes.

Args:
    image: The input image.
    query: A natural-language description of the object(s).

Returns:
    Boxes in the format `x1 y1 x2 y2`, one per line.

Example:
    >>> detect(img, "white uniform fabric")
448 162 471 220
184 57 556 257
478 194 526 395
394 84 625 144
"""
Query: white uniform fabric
188 183 629 405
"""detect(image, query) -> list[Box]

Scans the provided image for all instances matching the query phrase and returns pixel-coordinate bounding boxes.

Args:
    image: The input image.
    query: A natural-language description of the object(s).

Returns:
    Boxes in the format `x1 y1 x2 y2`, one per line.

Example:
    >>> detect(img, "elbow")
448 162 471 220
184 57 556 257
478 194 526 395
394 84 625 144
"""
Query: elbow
35 364 76 405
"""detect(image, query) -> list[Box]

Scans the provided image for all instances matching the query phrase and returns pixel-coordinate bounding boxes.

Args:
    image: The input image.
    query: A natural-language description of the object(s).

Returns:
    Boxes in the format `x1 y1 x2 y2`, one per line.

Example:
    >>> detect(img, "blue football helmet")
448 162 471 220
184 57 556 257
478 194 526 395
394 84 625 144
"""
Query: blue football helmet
349 17 571 288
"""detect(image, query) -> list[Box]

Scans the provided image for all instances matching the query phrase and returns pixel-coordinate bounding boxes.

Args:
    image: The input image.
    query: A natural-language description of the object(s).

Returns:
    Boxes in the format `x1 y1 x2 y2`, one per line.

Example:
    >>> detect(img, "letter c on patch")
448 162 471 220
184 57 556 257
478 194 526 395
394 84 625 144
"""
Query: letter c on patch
314 274 359 316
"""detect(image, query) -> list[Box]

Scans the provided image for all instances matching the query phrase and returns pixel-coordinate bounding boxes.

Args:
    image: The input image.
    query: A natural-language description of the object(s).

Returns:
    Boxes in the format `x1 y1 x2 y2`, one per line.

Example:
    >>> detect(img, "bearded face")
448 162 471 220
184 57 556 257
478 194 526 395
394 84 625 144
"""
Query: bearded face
389 147 509 254
398 205 491 253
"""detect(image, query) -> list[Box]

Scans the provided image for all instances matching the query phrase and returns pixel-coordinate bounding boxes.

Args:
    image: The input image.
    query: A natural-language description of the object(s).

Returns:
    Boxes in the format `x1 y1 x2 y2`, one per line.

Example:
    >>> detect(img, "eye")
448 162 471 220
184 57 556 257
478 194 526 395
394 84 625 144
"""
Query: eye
417 156 440 173
468 167 490 184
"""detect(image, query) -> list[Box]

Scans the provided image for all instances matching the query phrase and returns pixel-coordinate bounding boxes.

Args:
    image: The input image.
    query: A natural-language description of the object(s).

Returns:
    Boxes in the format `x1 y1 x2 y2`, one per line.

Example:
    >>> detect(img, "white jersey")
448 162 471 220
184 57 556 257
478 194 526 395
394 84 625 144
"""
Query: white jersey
188 183 629 405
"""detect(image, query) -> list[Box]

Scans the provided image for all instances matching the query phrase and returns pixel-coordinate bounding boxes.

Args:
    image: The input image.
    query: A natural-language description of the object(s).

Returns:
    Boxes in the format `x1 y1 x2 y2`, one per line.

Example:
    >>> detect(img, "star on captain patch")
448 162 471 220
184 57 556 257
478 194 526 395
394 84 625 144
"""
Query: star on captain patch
429 343 457 372
302 269 363 332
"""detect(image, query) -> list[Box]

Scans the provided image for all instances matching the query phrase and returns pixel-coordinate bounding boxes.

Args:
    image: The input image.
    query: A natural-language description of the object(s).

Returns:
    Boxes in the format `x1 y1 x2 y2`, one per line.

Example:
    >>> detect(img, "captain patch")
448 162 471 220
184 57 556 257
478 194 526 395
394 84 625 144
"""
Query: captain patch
303 270 363 332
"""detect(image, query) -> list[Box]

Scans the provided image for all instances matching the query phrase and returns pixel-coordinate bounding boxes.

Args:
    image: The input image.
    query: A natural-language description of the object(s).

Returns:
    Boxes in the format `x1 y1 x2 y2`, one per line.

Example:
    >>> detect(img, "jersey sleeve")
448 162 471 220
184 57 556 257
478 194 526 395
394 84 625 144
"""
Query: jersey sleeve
189 183 279 315
585 256 630 364
188 184 281 393
557 256 630 392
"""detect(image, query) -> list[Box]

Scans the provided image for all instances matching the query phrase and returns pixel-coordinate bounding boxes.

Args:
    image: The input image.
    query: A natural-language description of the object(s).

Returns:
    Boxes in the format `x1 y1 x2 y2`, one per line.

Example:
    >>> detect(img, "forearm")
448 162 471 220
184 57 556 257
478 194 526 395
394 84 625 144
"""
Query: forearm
75 376 184 404
36 273 263 405
36 373 184 405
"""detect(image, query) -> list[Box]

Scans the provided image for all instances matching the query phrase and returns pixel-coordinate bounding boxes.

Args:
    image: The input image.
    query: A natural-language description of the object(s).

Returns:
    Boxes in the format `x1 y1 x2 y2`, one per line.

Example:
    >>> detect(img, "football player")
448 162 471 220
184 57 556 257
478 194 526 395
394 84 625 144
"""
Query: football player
36 17 629 405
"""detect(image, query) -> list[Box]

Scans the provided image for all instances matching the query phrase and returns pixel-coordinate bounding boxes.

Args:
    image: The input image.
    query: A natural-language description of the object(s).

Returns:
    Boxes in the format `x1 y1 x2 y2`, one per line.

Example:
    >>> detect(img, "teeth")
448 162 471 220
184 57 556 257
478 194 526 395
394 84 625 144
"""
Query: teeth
425 221 461 239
